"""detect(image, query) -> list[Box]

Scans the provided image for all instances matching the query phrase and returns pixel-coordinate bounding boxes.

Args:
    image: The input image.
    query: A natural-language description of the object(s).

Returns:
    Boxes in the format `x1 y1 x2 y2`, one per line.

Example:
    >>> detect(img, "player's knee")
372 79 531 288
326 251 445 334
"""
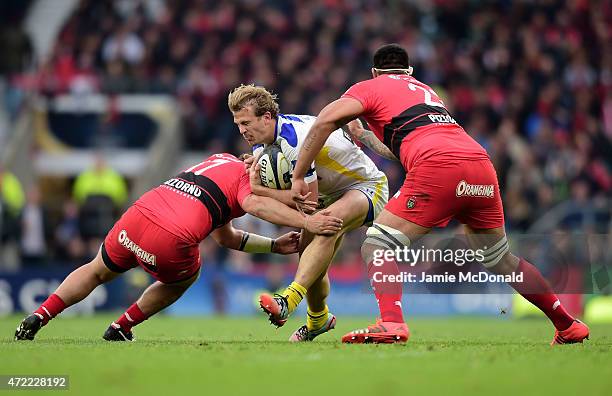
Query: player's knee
479 235 514 274
173 271 200 290
87 259 116 284
361 223 411 264
312 232 340 246
186 269 201 285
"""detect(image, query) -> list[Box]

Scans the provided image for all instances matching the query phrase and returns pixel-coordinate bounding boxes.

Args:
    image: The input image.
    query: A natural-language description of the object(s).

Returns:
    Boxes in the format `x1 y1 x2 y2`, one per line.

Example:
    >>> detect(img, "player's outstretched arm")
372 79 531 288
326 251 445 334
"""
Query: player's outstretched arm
292 98 364 202
211 222 300 254
294 97 364 179
210 222 244 249
270 231 301 254
248 162 318 213
241 193 342 235
345 119 398 161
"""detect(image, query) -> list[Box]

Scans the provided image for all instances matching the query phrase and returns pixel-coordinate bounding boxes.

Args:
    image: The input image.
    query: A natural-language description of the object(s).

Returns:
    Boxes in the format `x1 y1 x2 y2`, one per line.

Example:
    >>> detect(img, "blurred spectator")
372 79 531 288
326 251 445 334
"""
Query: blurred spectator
102 23 145 65
54 200 87 265
0 164 25 270
20 186 47 265
72 155 128 208
0 4 32 76
0 1 32 122
0 164 25 242
73 155 127 256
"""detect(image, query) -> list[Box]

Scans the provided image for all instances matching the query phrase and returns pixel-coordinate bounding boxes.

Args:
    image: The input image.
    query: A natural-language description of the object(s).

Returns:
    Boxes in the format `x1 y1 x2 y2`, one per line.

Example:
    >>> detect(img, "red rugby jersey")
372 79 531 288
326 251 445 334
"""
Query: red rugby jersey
134 153 251 244
342 74 489 171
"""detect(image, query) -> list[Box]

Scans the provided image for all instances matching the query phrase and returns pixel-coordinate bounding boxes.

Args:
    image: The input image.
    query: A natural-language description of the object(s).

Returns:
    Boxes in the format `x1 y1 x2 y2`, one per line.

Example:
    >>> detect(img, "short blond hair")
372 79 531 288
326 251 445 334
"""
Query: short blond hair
228 84 279 118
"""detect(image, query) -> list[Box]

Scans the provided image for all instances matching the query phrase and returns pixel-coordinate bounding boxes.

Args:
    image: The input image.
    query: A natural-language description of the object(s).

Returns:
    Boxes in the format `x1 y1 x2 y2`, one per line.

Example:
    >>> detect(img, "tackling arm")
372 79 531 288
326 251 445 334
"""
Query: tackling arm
211 222 300 254
345 119 397 161
240 193 342 235
248 157 319 212
292 98 364 179
210 222 245 250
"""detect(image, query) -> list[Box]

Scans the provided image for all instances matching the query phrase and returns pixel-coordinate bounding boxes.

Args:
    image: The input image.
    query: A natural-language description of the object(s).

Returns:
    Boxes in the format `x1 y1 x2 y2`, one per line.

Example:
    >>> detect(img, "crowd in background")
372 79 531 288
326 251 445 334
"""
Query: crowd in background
1 0 611 270
1 158 128 269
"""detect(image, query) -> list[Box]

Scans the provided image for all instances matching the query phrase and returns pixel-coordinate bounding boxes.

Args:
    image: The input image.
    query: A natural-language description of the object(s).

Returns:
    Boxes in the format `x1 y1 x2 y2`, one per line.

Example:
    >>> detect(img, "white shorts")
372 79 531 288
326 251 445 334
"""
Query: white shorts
319 176 389 227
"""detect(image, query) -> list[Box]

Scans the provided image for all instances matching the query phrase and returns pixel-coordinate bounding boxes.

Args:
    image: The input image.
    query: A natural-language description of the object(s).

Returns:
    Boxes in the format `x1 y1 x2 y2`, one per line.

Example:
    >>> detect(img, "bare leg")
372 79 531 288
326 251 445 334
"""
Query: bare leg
55 249 120 306
260 190 369 327
462 226 518 275
135 271 200 317
104 271 201 341
360 209 430 324
15 249 121 340
464 225 576 331
306 272 331 313
294 190 369 289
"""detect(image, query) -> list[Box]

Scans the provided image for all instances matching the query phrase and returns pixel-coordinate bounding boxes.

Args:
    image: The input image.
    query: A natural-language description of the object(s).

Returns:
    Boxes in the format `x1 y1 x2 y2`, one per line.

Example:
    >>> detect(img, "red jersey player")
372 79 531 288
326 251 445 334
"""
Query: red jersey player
15 153 342 341
291 44 589 345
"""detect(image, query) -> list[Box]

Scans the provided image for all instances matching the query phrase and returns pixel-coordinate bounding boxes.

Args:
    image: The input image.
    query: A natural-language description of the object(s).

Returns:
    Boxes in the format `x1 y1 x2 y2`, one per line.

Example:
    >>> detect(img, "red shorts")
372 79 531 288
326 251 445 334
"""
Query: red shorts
102 206 201 283
385 159 504 229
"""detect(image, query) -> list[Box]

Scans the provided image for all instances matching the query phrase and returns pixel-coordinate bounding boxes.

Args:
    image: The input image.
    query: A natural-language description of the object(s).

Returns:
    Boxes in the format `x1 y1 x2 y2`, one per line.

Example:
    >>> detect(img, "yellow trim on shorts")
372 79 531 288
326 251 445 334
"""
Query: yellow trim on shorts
372 176 387 208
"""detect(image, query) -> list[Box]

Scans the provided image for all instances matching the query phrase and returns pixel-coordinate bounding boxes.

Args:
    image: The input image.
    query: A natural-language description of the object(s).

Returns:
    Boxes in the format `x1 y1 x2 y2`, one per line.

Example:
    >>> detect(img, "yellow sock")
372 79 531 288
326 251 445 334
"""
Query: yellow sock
307 305 329 331
282 281 307 314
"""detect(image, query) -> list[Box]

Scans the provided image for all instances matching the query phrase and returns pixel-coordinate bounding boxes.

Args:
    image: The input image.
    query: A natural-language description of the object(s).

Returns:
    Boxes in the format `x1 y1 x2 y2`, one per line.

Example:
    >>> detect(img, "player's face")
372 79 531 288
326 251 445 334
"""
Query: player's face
232 107 275 146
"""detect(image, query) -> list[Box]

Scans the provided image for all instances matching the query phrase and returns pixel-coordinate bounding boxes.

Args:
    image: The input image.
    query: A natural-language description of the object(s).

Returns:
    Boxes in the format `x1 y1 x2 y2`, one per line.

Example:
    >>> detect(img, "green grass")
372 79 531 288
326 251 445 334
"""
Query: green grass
0 315 611 396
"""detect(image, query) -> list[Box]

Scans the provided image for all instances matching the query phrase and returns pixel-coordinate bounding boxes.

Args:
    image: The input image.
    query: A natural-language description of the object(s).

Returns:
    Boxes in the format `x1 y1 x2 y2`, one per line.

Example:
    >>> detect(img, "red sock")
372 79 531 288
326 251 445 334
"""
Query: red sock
368 259 404 323
115 303 148 332
510 258 575 330
34 294 67 326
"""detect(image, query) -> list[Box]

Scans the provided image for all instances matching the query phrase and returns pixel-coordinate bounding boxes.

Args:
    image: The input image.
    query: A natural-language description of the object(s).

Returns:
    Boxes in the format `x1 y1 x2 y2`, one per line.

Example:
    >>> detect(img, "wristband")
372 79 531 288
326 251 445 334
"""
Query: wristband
239 232 275 253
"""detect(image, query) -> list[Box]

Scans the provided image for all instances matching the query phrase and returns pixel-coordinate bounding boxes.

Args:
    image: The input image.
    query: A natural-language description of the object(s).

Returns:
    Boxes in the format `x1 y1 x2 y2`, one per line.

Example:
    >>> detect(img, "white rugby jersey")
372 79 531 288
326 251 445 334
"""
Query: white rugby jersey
252 114 386 200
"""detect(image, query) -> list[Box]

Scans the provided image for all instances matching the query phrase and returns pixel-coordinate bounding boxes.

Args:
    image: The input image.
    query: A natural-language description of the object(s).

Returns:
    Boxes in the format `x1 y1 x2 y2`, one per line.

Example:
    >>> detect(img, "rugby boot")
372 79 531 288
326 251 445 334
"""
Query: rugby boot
14 314 43 341
342 318 409 344
103 322 134 342
289 314 337 342
551 320 589 345
259 293 289 327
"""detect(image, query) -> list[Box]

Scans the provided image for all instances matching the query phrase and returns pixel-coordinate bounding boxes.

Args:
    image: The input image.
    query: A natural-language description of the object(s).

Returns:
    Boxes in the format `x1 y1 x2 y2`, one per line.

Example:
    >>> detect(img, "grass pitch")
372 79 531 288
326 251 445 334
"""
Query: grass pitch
1 315 611 396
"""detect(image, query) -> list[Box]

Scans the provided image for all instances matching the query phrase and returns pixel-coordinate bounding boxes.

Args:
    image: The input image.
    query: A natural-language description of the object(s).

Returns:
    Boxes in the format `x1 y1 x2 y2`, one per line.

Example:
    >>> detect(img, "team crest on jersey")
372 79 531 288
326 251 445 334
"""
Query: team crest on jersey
407 196 417 209
455 180 495 198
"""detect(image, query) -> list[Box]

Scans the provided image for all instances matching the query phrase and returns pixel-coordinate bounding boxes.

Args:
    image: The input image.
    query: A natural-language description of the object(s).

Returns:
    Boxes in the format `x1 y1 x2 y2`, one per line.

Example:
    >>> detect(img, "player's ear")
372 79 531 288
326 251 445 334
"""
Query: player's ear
262 112 276 129
371 68 378 78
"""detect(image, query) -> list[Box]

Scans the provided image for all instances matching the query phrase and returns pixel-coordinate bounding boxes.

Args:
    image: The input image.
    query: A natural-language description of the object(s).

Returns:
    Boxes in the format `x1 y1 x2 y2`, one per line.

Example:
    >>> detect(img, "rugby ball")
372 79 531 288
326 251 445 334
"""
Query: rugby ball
257 144 292 190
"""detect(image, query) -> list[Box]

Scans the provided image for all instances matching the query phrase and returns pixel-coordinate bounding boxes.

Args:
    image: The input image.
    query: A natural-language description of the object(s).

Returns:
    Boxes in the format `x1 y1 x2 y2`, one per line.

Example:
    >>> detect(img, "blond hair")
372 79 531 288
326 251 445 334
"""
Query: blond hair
228 84 279 118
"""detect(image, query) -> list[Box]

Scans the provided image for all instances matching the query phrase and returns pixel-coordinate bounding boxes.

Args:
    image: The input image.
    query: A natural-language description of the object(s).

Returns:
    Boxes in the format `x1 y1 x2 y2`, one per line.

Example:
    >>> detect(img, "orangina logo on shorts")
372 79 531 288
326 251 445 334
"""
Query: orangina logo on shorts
455 180 494 198
118 230 157 268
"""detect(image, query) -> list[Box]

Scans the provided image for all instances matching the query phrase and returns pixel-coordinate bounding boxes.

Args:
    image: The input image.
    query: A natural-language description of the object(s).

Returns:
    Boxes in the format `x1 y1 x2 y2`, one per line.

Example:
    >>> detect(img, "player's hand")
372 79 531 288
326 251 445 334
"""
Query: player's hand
243 154 255 170
271 231 301 254
249 163 262 188
291 178 310 209
298 199 318 215
346 118 365 139
304 210 343 235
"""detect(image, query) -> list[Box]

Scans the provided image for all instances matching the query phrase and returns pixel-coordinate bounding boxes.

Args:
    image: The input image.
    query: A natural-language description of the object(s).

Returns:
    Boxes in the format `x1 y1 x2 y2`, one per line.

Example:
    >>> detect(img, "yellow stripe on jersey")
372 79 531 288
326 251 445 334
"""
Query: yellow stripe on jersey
315 147 368 182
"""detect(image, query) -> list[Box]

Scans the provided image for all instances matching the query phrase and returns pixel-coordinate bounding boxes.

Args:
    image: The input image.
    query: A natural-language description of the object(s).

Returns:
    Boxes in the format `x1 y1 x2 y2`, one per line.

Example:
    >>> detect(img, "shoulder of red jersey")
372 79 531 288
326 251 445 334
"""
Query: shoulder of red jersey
342 79 374 97
203 153 240 162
